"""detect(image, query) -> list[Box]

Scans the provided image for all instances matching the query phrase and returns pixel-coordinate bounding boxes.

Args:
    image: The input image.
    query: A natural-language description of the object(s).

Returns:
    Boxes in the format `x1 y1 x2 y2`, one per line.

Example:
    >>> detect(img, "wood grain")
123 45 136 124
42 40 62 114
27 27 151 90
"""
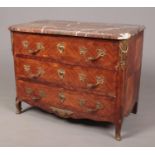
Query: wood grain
13 32 119 70
17 80 115 122
15 57 117 97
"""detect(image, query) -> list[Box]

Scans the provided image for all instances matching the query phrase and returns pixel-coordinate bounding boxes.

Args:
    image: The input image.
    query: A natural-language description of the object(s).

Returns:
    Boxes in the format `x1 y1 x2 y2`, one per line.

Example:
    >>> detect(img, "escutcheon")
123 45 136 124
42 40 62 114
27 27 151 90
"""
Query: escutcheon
57 43 65 54
58 92 66 103
57 68 65 79
22 40 29 48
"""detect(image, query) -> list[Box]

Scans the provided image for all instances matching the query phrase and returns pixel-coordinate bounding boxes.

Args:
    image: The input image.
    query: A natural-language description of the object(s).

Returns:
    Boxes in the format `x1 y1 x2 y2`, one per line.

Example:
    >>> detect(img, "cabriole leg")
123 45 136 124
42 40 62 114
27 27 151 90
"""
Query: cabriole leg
16 98 22 114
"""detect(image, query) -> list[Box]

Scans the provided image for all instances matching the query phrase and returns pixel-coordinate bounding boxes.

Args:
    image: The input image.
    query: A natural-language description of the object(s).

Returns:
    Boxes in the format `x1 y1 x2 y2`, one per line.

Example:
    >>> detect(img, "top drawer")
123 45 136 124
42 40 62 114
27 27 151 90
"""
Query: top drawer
13 32 119 70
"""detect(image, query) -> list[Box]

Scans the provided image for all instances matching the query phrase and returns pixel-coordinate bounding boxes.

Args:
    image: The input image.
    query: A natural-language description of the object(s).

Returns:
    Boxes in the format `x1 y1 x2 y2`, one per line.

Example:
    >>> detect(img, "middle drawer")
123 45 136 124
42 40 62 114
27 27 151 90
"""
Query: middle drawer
15 57 116 97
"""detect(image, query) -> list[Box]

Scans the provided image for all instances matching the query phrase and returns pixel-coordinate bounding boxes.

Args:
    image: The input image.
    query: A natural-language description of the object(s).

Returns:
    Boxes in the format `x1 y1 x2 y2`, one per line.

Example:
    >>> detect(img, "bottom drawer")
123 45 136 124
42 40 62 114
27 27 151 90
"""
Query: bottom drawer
16 80 115 122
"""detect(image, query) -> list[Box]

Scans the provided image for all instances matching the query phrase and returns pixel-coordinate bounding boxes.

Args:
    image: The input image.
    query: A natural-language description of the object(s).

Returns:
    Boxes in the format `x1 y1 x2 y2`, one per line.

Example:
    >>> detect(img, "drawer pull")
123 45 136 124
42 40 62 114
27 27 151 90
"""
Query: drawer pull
31 96 42 101
79 99 86 106
87 82 100 89
25 88 46 101
24 65 45 79
28 42 44 55
50 106 73 118
79 47 87 55
86 102 103 113
87 76 104 89
79 73 86 82
25 88 33 95
30 68 45 79
87 49 106 62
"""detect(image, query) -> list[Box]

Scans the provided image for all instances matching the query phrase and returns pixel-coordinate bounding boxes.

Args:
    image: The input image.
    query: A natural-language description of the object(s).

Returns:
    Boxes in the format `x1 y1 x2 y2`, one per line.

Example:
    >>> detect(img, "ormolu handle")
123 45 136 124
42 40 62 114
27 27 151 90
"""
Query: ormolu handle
22 41 44 55
28 49 41 55
25 88 46 102
29 68 45 79
87 49 106 62
87 81 100 89
87 76 104 89
86 102 103 113
31 96 42 101
28 43 44 55
23 65 45 79
31 90 46 101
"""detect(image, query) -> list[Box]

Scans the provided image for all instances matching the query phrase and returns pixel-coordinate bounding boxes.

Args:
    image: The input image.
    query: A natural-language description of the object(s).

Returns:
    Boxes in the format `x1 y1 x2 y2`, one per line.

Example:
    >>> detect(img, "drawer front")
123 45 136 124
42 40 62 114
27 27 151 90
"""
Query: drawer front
17 80 115 121
13 32 119 70
15 57 116 97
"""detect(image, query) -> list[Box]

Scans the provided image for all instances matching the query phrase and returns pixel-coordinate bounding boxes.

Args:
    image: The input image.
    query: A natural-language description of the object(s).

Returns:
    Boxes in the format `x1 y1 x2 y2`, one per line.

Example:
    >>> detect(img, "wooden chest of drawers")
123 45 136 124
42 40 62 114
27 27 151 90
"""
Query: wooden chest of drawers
9 20 145 140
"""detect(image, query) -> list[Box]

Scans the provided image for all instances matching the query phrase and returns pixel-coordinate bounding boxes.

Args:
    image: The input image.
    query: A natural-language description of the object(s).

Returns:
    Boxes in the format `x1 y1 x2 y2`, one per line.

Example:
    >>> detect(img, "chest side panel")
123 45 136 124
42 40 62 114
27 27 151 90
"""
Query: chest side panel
123 32 144 116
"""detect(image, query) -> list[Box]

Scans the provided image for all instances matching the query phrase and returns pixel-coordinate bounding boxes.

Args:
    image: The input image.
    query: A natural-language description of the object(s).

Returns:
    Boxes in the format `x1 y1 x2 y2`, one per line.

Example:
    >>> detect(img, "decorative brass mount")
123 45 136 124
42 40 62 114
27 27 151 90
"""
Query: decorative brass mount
57 43 65 54
58 92 66 103
79 99 86 106
79 73 86 82
25 88 46 101
86 101 103 113
57 68 65 79
50 106 73 118
22 40 44 55
79 47 87 55
87 49 106 62
87 76 104 89
119 40 128 70
23 65 45 79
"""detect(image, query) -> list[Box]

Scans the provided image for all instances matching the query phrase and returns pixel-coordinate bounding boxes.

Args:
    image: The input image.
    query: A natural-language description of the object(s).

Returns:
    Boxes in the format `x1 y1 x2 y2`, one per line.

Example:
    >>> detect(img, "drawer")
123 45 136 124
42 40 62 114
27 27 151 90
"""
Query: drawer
13 32 119 70
17 80 115 121
15 57 117 97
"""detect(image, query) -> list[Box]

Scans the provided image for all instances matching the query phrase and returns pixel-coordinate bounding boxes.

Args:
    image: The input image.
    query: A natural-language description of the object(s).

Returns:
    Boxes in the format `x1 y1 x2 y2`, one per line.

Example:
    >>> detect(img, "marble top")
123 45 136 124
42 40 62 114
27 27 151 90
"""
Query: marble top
9 20 145 40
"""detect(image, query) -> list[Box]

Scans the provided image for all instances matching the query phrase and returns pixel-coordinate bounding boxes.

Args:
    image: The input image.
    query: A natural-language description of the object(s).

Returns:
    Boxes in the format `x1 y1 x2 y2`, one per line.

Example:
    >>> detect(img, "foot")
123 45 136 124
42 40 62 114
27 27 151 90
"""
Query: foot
115 133 121 141
16 98 22 114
